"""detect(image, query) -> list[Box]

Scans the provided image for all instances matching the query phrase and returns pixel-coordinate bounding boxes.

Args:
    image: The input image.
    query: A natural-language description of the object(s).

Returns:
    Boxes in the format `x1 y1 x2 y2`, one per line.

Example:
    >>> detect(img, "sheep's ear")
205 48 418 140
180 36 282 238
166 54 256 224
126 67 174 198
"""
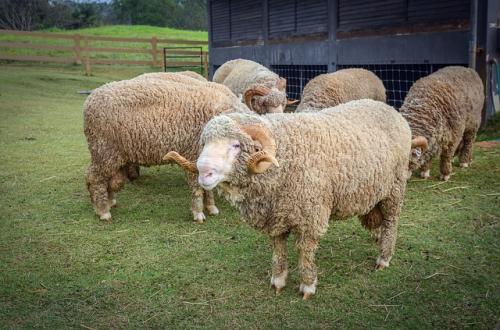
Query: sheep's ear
287 99 299 105
277 78 286 91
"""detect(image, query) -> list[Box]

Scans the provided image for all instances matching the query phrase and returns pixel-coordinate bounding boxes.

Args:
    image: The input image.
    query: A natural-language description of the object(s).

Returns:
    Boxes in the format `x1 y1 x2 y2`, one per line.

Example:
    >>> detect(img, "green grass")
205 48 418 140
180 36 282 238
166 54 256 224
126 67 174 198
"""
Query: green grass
0 25 208 63
0 62 499 329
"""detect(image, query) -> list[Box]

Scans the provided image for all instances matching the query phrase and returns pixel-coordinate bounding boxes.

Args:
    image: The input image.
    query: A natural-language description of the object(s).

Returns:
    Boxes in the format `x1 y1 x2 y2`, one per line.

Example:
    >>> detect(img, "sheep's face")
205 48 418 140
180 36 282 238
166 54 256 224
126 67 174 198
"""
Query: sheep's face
408 135 430 173
197 138 244 190
252 90 287 114
196 116 279 190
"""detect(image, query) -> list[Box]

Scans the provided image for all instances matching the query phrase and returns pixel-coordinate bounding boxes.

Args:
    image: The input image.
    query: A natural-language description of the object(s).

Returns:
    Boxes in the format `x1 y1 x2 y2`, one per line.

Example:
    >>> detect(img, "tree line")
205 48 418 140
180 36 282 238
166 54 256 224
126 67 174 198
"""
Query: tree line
0 0 207 31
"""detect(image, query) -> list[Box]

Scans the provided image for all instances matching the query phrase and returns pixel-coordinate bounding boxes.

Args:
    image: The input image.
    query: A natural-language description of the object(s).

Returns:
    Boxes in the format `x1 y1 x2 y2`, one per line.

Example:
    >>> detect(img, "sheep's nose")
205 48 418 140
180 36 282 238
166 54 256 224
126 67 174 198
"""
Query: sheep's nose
202 171 214 179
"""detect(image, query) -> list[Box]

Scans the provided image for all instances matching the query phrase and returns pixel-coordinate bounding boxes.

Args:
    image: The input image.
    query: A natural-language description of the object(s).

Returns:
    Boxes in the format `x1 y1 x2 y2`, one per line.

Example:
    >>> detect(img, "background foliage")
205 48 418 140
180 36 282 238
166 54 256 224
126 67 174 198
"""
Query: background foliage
0 0 207 31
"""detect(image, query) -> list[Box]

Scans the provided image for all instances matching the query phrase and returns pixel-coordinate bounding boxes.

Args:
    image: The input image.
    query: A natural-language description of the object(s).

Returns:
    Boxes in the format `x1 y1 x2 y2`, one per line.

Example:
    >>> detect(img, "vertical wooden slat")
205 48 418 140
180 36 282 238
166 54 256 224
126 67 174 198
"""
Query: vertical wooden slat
203 53 209 79
74 34 81 64
151 36 158 67
83 37 91 76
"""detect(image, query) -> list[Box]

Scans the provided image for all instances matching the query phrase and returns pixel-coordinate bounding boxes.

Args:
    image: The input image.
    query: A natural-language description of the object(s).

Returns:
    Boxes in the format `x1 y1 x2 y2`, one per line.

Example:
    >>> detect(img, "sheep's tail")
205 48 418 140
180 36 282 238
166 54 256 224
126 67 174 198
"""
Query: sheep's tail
360 206 383 230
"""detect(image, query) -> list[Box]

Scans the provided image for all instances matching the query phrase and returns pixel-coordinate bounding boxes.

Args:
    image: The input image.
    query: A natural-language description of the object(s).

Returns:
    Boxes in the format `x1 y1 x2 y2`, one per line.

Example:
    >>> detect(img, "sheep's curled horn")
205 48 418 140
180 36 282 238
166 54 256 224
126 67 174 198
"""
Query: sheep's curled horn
411 136 429 151
162 124 279 175
163 151 198 173
243 86 271 113
239 123 279 174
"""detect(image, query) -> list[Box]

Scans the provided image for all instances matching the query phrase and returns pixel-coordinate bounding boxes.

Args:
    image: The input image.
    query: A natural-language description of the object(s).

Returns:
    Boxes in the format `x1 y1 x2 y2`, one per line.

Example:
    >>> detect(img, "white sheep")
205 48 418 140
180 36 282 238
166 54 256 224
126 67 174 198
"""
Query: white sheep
213 58 294 114
401 66 485 181
84 78 250 222
165 99 412 299
296 68 386 112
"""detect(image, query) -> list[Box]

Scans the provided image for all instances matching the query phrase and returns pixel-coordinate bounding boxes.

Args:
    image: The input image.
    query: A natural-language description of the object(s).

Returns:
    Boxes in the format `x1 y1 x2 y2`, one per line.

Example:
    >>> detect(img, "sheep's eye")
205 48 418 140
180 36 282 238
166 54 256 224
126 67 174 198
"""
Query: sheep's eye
231 142 240 149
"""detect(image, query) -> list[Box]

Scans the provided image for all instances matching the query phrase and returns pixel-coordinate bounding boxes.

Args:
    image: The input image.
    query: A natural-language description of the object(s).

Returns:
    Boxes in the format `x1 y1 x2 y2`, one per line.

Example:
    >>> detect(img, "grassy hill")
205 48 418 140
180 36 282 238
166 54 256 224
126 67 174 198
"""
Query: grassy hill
0 25 208 66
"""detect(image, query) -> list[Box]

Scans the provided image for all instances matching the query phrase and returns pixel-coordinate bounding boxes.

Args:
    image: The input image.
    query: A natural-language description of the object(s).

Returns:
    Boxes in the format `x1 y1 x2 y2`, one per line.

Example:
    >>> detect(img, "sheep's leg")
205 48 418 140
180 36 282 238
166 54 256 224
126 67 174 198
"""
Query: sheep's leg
439 145 456 181
186 173 206 223
191 187 205 223
270 232 289 294
458 129 477 168
296 234 319 300
86 167 112 221
376 182 405 270
125 164 140 181
419 159 433 179
203 190 219 216
108 167 126 208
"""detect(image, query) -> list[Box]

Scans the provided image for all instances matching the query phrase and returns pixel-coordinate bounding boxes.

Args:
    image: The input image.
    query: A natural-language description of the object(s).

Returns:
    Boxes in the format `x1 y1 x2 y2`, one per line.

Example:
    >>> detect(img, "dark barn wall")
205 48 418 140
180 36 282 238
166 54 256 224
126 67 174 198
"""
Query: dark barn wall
208 0 498 114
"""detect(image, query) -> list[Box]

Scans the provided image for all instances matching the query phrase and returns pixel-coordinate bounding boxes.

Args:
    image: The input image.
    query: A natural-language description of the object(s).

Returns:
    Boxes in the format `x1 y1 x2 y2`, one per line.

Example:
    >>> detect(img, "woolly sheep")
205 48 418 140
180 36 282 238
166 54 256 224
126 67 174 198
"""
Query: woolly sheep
401 66 484 181
165 99 411 299
213 58 294 114
296 68 386 112
84 78 251 222
120 71 209 180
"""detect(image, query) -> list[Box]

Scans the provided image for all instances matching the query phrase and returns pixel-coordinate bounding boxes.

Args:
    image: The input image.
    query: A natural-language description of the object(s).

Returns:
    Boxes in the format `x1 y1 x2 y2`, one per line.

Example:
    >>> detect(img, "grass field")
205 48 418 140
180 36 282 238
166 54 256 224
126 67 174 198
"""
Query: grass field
0 25 208 62
0 62 499 329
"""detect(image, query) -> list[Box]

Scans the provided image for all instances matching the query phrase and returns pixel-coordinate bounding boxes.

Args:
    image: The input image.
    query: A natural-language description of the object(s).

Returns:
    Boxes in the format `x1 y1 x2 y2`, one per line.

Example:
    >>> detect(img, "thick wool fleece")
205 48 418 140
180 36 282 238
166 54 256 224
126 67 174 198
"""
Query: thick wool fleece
84 78 249 220
200 99 411 292
133 71 207 83
296 68 386 112
400 66 484 178
212 59 287 112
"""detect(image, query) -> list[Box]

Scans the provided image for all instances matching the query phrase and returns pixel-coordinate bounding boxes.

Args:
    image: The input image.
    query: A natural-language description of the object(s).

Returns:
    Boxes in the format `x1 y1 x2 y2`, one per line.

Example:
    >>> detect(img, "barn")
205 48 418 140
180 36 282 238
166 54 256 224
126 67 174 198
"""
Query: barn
207 0 499 121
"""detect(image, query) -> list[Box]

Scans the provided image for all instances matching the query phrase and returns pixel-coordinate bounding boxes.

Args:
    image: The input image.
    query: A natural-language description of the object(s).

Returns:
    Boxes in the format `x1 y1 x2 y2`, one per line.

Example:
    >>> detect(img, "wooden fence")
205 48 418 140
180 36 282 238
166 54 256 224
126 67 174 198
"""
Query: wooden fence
0 29 209 77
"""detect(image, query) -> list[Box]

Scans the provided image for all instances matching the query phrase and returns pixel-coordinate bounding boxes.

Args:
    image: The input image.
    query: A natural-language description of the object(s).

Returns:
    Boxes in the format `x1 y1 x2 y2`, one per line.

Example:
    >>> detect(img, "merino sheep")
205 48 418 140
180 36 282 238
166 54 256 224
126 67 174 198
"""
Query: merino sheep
213 58 294 114
401 66 484 181
296 68 386 112
165 99 411 299
84 78 250 222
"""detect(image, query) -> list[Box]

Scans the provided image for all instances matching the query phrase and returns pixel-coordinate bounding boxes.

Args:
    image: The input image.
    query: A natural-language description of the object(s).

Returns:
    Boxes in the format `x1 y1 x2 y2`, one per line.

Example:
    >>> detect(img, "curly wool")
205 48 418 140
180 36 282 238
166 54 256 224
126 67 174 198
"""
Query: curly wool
84 78 250 220
400 66 484 176
212 59 287 111
133 71 207 82
296 68 386 112
200 99 411 294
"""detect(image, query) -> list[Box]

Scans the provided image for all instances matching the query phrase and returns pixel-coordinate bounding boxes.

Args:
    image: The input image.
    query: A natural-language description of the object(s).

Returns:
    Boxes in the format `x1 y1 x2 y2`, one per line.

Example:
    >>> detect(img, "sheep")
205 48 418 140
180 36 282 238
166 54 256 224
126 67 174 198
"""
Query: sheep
296 68 386 112
213 58 295 114
400 66 484 181
165 99 412 299
121 71 209 181
84 78 251 222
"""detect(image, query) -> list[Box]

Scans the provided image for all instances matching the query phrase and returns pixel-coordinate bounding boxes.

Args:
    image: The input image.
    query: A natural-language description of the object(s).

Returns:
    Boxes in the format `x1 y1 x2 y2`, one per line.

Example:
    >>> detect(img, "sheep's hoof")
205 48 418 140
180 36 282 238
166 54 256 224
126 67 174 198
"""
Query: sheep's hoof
193 212 205 223
302 292 313 300
206 205 219 216
271 273 287 294
99 212 112 221
440 174 450 181
420 170 430 179
376 256 390 270
109 199 117 208
459 162 469 168
299 280 316 300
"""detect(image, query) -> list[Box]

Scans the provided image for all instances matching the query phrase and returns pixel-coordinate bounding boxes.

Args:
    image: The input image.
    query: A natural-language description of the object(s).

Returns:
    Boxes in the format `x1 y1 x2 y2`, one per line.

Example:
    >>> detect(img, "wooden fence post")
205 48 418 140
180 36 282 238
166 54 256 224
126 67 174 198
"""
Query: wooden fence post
83 37 91 76
151 36 158 67
74 34 81 64
203 52 209 79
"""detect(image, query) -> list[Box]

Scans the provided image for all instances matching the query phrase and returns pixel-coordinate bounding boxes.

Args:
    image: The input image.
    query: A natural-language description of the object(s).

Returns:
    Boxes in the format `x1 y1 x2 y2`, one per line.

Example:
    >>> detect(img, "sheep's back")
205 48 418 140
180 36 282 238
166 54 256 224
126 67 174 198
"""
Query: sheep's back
297 69 386 111
84 79 236 164
400 66 484 140
266 100 410 218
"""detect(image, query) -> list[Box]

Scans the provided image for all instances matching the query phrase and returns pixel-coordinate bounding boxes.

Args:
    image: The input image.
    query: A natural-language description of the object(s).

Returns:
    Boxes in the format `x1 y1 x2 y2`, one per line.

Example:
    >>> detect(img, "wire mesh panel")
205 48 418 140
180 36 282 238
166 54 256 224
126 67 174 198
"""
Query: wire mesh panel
337 63 465 108
271 65 328 100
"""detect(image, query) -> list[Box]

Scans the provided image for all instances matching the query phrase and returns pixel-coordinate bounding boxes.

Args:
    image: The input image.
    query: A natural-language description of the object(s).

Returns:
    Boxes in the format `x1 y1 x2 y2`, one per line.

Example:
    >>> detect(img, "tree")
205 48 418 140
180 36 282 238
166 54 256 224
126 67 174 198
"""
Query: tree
113 0 177 27
0 0 46 31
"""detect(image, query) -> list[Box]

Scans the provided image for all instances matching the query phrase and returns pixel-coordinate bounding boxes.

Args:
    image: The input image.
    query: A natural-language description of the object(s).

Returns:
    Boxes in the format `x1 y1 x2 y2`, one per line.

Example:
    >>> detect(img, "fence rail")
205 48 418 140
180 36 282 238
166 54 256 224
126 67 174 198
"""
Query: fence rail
0 29 209 77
